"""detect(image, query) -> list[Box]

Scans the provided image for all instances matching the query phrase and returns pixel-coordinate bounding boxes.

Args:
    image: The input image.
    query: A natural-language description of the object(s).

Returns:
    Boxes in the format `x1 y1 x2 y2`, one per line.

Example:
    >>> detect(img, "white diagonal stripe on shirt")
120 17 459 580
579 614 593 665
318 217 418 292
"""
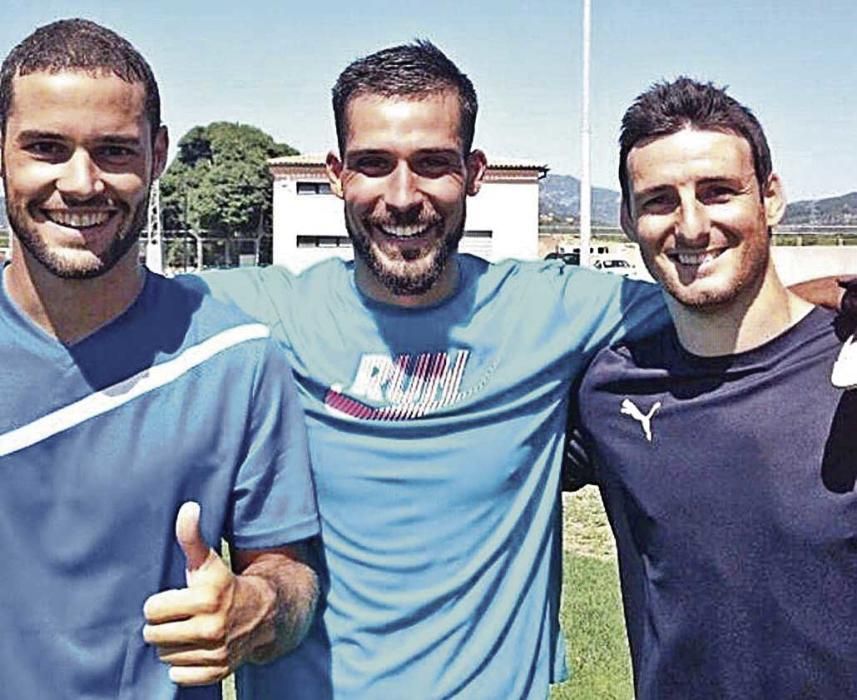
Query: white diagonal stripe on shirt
0 323 270 457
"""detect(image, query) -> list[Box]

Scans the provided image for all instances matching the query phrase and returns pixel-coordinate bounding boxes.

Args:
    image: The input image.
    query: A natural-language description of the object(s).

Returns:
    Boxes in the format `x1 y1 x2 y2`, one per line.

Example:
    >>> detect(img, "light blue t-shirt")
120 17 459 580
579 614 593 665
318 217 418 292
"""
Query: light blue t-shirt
0 271 318 699
195 254 666 699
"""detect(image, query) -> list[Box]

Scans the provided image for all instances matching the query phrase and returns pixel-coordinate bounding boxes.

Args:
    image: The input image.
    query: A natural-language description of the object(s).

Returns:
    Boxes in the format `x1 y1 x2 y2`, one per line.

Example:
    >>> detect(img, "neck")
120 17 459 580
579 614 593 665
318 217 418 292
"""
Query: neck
5 243 146 344
355 255 460 308
670 260 814 357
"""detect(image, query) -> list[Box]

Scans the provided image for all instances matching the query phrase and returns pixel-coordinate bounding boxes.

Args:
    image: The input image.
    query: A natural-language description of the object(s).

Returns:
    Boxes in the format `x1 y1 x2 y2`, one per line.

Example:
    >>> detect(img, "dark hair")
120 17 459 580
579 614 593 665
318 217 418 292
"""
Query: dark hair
0 18 160 139
618 76 772 204
332 39 478 155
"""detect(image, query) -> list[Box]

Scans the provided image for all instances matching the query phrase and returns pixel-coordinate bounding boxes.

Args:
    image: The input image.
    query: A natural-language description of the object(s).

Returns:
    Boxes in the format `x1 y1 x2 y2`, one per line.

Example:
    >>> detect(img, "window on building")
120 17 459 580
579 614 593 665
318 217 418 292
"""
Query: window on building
297 182 333 195
459 229 493 260
297 235 352 248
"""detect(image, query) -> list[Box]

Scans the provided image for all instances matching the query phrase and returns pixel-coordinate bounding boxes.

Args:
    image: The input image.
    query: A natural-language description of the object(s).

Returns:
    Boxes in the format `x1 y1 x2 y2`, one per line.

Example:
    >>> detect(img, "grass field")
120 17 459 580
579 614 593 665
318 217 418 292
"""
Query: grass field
224 487 629 700
550 488 631 699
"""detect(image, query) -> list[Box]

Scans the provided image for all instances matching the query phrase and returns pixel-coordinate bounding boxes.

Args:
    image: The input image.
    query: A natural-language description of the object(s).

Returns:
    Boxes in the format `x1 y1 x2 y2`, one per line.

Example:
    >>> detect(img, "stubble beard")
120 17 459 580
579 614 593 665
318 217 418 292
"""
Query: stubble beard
655 233 770 311
346 202 466 297
4 180 150 280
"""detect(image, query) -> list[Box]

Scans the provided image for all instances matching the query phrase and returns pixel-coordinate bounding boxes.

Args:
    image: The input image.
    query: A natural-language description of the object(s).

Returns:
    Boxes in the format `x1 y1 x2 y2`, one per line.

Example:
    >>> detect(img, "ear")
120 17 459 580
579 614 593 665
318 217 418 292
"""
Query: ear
763 173 786 227
325 151 345 200
620 196 638 242
152 126 169 180
464 149 487 196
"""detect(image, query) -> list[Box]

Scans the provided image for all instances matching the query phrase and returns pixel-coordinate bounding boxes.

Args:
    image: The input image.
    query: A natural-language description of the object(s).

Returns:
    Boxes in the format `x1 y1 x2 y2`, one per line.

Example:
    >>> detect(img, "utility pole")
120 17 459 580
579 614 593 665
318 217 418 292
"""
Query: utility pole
579 0 592 267
146 179 164 274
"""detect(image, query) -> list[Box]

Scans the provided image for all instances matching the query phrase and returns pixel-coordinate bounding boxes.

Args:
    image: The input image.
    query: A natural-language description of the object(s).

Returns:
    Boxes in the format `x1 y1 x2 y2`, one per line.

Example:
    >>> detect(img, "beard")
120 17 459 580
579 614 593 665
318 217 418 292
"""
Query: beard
5 188 149 280
345 201 465 297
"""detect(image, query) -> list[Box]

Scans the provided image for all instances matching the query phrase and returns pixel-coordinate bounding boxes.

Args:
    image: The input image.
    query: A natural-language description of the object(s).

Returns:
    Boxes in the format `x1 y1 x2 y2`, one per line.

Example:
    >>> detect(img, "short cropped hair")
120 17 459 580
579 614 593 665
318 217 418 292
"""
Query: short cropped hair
332 39 478 155
619 77 772 204
0 18 160 139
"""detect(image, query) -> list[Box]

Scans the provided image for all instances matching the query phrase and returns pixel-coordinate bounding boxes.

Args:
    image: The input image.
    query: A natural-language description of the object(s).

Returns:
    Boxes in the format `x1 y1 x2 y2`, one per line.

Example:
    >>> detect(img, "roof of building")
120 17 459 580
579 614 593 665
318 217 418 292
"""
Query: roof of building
268 153 548 173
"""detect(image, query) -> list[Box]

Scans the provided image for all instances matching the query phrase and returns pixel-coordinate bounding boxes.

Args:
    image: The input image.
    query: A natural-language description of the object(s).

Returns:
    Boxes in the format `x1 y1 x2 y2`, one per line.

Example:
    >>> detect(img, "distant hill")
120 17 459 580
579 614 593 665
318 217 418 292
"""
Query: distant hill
541 176 857 228
539 174 621 226
783 191 857 225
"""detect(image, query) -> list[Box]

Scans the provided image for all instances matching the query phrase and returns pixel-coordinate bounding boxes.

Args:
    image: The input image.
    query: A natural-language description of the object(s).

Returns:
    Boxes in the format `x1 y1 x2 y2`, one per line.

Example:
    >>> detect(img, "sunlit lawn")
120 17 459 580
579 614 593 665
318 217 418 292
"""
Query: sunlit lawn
224 487 630 700
550 488 632 699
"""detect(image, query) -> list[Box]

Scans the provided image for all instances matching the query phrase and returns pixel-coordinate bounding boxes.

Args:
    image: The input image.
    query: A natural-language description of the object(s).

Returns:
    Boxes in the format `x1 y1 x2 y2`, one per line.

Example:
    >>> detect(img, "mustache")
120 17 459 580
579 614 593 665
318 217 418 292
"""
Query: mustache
367 202 441 228
367 210 443 228
51 196 120 210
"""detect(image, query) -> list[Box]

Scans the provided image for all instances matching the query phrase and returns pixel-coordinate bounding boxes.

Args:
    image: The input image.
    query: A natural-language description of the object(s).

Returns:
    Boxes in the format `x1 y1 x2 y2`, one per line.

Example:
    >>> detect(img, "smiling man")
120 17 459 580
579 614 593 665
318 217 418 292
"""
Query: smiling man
0 19 319 698
573 78 857 698
325 88 485 306
193 41 670 699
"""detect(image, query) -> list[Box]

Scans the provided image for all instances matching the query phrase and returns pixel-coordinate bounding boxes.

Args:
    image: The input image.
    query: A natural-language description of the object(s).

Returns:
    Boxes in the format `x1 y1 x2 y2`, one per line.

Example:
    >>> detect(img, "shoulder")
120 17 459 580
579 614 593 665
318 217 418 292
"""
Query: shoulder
479 256 662 306
148 274 278 359
183 259 351 306
584 322 677 382
458 255 611 297
181 265 292 303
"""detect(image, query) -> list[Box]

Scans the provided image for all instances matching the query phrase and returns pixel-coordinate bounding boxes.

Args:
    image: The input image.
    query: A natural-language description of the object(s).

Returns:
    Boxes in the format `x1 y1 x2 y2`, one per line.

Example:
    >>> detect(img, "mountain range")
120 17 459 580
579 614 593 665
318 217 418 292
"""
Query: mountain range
539 174 621 225
539 174 857 227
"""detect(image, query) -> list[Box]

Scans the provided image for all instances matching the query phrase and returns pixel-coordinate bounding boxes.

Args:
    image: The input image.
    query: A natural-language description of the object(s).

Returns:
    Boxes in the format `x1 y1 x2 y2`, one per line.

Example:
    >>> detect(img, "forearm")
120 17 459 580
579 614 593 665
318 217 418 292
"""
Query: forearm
789 275 855 310
237 553 319 664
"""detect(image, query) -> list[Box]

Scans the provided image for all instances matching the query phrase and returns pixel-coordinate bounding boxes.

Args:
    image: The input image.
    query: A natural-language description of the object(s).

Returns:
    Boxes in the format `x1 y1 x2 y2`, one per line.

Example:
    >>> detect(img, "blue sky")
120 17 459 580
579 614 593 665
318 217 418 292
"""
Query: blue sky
2 0 855 200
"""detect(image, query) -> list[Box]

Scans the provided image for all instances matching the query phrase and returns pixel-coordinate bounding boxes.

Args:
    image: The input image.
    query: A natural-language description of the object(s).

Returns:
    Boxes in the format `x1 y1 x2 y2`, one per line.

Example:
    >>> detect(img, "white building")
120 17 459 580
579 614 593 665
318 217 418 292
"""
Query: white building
268 154 548 272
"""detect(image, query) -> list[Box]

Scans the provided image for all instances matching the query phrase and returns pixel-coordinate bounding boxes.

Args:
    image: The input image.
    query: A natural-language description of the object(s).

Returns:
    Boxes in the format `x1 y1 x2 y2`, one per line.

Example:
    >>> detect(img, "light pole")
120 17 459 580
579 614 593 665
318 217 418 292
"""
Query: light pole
579 0 592 268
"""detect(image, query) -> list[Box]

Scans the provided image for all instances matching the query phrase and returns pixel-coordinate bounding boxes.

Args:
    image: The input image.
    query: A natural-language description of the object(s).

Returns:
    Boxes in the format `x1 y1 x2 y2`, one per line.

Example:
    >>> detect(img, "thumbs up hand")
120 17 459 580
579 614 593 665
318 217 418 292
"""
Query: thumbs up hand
143 502 275 686
175 501 215 577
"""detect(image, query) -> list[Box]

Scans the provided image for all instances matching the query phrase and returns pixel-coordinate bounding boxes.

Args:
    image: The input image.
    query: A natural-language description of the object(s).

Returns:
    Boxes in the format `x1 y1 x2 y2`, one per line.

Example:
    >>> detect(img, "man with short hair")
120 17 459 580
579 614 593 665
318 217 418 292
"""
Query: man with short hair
0 19 319 698
573 77 857 698
196 40 669 698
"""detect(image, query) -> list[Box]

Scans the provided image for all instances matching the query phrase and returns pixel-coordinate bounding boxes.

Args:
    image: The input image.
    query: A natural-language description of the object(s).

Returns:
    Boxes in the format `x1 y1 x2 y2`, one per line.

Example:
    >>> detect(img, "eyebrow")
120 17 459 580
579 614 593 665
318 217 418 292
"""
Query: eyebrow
15 130 143 145
634 176 745 197
14 130 65 142
346 147 461 159
633 185 671 201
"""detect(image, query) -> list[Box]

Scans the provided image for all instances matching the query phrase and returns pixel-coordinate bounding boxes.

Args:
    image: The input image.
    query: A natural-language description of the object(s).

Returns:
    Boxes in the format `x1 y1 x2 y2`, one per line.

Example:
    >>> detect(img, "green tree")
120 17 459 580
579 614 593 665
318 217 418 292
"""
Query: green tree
161 122 298 237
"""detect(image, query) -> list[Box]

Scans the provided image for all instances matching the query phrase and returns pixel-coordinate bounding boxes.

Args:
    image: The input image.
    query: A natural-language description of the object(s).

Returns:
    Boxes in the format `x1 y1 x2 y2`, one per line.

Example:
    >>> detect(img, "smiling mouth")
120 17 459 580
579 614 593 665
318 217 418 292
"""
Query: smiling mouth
668 249 726 266
372 220 441 240
43 209 115 229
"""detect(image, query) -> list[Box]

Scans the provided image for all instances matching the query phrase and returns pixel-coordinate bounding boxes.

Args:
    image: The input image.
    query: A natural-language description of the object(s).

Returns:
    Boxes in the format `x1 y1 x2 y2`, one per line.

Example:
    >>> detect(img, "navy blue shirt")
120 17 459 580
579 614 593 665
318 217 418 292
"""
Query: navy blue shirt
577 307 857 699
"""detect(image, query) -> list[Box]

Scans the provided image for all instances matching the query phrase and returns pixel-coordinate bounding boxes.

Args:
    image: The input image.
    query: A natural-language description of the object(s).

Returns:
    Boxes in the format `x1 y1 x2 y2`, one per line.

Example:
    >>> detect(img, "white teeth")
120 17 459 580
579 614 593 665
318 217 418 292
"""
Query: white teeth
379 224 430 238
45 210 111 228
675 251 717 266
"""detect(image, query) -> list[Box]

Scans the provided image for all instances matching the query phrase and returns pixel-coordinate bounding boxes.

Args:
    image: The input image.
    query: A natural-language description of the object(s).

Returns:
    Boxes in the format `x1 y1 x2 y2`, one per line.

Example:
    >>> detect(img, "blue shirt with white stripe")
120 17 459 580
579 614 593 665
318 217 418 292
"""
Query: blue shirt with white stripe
0 270 318 699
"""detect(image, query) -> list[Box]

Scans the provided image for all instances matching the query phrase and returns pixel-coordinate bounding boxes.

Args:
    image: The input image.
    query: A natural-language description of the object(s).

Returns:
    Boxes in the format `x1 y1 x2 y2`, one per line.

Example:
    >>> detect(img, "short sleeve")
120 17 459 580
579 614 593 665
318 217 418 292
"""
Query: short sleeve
228 338 318 550
179 267 296 340
555 266 670 359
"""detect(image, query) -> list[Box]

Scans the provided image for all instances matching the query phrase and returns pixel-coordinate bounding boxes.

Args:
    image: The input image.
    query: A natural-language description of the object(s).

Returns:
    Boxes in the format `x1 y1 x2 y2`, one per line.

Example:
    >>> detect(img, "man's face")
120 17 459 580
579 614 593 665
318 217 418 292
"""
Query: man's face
327 91 485 300
1 70 167 279
623 127 783 310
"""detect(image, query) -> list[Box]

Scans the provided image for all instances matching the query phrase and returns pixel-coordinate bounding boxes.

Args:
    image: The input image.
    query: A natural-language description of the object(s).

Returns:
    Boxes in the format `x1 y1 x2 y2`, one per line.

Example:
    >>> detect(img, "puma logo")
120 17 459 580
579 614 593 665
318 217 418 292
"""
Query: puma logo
620 398 661 442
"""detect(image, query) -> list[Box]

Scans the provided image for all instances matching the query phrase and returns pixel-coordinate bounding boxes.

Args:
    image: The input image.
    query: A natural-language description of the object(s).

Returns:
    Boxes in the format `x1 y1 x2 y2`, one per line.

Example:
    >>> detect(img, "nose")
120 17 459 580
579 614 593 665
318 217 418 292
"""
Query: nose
56 148 104 200
675 197 710 244
384 161 423 216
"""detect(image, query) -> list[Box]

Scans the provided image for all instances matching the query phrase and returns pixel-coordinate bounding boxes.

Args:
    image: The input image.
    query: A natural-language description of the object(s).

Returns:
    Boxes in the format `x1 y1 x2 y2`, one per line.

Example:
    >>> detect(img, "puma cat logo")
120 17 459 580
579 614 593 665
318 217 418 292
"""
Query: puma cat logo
620 398 661 442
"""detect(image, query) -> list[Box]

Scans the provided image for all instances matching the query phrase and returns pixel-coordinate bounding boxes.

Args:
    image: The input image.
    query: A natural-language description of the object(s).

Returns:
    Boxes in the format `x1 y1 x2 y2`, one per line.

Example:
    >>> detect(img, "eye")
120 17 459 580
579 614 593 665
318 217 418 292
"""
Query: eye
24 141 68 160
96 144 138 164
700 185 736 204
414 154 459 177
637 192 676 215
351 155 393 177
